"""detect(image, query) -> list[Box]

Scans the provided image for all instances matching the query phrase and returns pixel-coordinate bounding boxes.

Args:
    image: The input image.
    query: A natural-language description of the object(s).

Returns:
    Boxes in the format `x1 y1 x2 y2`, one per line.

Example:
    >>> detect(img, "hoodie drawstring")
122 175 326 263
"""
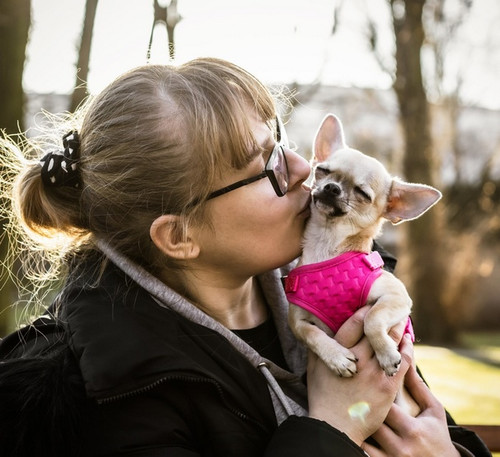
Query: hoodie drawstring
258 362 295 420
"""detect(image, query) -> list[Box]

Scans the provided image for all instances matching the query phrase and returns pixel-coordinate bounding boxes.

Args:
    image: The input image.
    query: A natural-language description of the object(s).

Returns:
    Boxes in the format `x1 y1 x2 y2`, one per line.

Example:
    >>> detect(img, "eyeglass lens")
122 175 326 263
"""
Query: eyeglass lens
266 144 289 196
277 148 288 194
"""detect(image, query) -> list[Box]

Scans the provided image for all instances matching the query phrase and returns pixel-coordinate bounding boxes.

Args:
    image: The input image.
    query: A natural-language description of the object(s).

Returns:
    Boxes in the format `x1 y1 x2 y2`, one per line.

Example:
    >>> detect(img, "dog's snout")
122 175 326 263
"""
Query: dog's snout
312 182 346 217
323 183 341 196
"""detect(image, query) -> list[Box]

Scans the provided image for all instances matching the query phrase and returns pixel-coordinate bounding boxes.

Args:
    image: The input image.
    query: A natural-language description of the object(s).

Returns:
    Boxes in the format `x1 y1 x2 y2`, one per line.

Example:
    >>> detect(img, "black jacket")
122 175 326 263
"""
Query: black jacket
0 250 492 457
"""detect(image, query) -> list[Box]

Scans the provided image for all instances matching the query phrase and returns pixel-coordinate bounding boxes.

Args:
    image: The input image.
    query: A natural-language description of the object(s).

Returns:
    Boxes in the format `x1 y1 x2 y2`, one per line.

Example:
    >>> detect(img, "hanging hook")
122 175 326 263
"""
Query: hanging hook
146 0 182 63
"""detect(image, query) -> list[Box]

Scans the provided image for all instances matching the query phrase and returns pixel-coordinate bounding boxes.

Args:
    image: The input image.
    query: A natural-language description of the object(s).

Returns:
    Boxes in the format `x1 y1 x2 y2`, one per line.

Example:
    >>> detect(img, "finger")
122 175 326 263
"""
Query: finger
388 319 406 345
335 305 370 348
404 364 443 414
370 422 401 451
351 335 376 363
382 401 413 435
361 441 388 457
397 333 414 374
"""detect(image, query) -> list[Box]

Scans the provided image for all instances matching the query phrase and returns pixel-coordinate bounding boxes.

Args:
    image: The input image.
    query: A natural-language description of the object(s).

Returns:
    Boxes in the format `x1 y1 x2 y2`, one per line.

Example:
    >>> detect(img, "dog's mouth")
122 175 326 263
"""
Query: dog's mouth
312 191 347 218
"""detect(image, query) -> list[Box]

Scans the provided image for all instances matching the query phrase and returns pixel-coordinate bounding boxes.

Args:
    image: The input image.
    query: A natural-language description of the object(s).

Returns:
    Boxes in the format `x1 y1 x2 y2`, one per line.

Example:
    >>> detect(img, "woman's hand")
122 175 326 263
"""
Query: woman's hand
307 306 413 446
361 364 461 457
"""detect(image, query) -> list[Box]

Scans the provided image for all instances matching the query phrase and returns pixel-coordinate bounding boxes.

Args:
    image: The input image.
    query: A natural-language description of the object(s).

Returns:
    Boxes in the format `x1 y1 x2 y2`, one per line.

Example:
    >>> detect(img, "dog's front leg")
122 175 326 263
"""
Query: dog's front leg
288 305 358 377
364 273 413 376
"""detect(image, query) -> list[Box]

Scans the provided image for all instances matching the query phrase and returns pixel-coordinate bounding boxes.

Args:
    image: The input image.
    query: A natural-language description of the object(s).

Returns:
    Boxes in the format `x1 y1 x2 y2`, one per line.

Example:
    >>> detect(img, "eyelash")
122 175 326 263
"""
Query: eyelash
315 166 330 176
355 186 372 202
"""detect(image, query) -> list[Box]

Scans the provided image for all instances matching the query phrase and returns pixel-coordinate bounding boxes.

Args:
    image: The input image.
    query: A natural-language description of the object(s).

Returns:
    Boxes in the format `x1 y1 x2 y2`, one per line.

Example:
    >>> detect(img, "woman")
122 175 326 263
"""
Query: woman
0 58 490 456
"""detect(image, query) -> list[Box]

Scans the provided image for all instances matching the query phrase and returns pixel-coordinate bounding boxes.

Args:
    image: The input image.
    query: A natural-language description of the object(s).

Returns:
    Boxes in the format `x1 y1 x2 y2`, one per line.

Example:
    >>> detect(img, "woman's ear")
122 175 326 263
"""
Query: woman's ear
150 215 200 260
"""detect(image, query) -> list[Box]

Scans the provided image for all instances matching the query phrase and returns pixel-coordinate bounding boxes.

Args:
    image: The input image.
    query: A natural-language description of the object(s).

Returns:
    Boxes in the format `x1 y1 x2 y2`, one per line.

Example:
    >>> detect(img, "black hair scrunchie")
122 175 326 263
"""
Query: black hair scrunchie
40 131 81 189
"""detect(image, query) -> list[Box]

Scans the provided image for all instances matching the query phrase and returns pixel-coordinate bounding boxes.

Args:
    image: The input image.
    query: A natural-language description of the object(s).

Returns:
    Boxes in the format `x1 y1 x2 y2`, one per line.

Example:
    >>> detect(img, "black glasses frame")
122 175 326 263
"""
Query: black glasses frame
206 117 289 201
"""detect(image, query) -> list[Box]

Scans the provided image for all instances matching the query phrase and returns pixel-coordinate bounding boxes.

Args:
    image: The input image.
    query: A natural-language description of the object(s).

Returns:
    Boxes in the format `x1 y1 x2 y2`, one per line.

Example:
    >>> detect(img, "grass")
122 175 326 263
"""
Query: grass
414 332 500 456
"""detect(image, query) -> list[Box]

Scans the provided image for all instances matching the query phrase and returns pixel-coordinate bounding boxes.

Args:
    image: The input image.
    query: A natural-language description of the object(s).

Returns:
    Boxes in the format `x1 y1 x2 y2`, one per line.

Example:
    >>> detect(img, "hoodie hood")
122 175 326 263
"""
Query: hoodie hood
61 242 308 423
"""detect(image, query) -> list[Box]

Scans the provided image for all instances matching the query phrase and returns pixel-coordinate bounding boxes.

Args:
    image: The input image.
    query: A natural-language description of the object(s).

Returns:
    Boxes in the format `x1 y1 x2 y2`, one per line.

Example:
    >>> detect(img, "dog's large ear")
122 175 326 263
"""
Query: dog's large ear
313 114 347 163
384 179 442 225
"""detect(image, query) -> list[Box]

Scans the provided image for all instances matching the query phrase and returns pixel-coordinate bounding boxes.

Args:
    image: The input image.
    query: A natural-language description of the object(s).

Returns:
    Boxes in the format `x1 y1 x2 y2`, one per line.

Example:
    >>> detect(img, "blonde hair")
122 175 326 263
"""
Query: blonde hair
1 58 280 290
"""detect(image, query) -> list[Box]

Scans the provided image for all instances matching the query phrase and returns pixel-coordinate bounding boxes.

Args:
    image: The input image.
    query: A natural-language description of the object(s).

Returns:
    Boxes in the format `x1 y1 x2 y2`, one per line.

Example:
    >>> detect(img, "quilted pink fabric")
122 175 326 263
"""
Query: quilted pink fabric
285 251 414 340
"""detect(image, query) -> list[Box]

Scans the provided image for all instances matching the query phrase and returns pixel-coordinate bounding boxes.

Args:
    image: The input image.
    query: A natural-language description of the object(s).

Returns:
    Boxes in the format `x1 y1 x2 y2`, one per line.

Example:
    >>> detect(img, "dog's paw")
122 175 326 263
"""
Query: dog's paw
376 349 402 376
323 348 358 377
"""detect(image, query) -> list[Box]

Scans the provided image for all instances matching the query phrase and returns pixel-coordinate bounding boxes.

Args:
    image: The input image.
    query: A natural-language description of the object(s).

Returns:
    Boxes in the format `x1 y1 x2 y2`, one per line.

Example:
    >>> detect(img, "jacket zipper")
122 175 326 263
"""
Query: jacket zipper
97 374 266 430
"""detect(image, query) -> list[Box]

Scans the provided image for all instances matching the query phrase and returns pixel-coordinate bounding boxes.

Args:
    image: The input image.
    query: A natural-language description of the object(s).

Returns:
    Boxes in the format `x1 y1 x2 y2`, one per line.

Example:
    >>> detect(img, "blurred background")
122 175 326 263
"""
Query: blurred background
1 0 499 447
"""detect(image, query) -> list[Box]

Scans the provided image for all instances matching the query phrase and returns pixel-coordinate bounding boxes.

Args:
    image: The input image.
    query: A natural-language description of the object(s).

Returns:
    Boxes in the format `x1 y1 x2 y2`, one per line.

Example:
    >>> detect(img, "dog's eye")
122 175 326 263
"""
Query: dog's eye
315 166 330 176
355 186 372 202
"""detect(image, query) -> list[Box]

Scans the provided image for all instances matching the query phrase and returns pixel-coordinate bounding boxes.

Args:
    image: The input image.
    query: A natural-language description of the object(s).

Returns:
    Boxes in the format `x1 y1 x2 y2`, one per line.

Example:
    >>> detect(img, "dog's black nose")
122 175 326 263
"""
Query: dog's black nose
323 183 341 196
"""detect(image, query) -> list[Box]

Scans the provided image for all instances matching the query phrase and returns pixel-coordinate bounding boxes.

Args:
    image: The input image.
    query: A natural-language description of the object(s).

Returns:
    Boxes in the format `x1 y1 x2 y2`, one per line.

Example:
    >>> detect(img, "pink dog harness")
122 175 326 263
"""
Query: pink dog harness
285 251 414 339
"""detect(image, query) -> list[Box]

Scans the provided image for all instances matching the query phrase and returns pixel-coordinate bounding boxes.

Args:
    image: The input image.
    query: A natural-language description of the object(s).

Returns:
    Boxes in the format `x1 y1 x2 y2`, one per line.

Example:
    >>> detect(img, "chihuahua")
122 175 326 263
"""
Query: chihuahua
286 114 441 413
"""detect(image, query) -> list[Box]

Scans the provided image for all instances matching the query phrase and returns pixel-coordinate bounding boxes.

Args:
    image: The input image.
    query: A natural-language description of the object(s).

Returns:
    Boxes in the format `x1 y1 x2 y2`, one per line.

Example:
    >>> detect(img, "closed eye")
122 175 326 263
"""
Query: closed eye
354 186 373 202
315 166 330 177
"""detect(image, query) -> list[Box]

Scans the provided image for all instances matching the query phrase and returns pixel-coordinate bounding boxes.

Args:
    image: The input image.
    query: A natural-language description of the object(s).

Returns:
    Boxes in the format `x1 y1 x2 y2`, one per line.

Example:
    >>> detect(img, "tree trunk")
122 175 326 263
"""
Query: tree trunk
0 0 31 336
391 0 456 344
0 0 30 134
70 0 98 112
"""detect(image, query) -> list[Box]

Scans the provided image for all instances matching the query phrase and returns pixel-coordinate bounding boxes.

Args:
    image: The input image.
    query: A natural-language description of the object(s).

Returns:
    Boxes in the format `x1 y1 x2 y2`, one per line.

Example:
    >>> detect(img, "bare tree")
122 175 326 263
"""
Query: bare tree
391 0 458 343
0 0 31 336
363 0 456 343
422 0 492 329
0 0 30 134
70 0 99 112
424 0 472 181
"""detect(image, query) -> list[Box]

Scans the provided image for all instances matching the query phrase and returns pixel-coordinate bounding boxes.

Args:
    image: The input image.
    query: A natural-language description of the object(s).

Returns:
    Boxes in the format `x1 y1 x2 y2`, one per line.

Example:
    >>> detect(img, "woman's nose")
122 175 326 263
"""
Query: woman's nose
286 148 311 185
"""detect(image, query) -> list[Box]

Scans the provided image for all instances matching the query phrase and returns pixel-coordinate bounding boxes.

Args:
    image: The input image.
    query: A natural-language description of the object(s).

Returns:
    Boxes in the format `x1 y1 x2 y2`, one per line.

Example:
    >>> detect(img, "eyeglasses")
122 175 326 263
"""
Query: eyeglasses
206 117 290 200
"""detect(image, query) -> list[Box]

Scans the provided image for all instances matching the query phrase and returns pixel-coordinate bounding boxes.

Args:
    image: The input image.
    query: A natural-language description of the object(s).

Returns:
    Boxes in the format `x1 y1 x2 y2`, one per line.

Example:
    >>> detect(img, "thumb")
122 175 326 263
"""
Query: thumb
404 364 441 413
335 305 370 348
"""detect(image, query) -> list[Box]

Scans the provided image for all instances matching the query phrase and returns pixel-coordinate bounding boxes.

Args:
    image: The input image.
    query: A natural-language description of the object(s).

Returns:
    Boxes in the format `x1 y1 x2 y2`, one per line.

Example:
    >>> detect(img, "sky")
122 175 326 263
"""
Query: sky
23 0 500 109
